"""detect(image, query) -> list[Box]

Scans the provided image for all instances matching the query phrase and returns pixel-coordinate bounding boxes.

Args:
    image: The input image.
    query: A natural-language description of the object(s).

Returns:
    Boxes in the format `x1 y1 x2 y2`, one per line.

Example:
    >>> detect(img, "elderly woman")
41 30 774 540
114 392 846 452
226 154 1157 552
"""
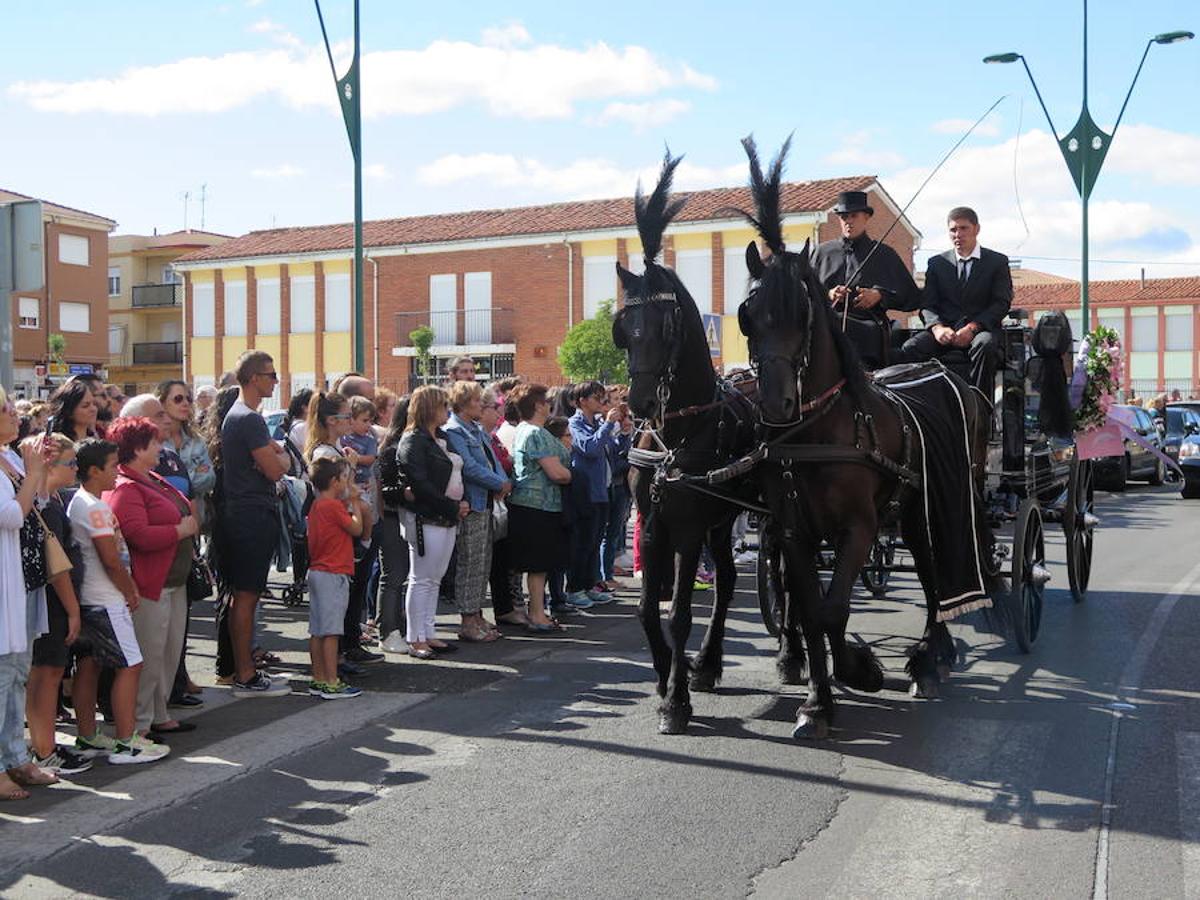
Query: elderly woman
0 389 54 798
106 416 200 738
444 382 511 642
47 379 98 442
506 384 572 632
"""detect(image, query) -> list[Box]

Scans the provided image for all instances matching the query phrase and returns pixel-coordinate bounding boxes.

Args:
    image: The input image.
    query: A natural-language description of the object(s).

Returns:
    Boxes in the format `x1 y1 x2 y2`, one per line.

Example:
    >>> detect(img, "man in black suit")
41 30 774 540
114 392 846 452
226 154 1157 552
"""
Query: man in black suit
900 206 1012 388
810 191 921 369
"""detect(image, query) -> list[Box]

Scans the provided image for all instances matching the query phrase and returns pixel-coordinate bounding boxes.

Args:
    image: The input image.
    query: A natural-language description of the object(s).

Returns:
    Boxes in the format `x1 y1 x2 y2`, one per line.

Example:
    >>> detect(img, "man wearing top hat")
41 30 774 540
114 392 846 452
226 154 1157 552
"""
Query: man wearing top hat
810 190 921 369
899 206 1012 389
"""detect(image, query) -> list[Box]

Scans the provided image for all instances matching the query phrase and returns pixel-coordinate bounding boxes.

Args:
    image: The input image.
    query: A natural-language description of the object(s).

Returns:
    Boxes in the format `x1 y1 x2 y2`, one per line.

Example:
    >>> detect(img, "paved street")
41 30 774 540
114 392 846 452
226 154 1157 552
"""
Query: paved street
2 482 1199 898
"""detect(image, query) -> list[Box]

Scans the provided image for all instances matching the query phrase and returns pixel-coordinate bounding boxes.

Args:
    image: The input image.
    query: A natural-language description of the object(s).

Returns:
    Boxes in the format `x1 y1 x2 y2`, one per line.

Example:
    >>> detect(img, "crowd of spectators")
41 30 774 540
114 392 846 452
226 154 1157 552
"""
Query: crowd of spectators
0 353 636 797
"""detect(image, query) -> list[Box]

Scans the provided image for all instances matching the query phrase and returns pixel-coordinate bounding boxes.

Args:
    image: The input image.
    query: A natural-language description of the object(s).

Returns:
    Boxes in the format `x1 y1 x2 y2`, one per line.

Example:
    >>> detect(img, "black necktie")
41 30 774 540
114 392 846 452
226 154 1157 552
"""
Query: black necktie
958 258 969 287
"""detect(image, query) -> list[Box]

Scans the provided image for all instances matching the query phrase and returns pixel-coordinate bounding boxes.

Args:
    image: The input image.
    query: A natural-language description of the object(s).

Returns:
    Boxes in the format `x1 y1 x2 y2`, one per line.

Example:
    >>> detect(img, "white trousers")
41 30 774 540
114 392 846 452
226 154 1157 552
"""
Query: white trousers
401 515 457 644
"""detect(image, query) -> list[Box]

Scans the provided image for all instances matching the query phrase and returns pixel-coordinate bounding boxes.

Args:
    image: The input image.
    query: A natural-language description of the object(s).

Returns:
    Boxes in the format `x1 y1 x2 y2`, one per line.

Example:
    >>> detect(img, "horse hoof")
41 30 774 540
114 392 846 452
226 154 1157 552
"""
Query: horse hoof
909 677 940 700
792 713 830 741
690 670 720 693
658 706 691 735
837 650 884 694
777 658 807 686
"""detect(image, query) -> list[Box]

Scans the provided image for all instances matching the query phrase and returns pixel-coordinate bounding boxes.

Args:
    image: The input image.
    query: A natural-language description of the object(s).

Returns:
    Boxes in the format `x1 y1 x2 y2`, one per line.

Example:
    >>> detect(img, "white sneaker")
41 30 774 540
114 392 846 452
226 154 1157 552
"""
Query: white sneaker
381 630 408 654
735 551 757 565
109 735 170 765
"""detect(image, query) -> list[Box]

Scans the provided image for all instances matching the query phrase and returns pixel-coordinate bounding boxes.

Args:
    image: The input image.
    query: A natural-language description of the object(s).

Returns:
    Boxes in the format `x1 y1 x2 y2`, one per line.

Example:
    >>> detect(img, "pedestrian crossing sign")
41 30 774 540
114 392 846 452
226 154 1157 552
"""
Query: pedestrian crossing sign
702 313 721 358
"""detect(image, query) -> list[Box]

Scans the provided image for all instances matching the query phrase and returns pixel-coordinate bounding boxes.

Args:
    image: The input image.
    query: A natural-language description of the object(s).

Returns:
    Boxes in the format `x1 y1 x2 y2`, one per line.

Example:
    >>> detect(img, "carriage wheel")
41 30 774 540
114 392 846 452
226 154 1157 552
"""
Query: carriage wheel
1010 499 1047 654
282 584 306 607
1064 458 1095 603
756 524 784 638
860 536 896 598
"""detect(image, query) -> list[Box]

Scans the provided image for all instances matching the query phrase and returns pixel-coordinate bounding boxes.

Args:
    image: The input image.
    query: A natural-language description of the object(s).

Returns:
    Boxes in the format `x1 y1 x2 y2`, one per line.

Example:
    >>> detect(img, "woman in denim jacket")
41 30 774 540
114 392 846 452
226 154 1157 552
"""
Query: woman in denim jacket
444 382 510 642
156 381 216 526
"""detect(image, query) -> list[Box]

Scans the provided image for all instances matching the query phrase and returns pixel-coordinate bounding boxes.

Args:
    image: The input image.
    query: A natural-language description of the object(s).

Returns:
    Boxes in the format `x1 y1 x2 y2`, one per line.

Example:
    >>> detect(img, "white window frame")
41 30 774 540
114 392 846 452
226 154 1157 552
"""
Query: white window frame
325 272 351 332
107 266 121 297
464 271 492 344
429 273 457 345
675 249 713 315
256 276 281 335
1165 306 1192 352
723 246 749 312
59 300 90 333
17 297 39 329
1131 307 1158 353
290 275 315 333
223 279 247 337
583 255 618 320
192 283 215 337
58 233 89 266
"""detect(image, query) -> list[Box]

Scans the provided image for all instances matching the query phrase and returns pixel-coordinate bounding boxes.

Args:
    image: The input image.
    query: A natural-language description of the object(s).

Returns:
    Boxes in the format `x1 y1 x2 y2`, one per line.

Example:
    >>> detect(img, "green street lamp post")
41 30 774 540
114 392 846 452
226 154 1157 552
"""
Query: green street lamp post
315 0 365 375
984 1 1192 327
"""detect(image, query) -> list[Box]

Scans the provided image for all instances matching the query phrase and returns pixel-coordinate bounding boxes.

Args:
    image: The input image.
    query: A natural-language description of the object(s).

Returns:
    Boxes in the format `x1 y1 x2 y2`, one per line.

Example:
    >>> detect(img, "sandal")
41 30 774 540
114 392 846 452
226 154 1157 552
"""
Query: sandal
458 624 499 643
428 640 458 653
526 620 563 633
496 611 530 626
0 773 30 801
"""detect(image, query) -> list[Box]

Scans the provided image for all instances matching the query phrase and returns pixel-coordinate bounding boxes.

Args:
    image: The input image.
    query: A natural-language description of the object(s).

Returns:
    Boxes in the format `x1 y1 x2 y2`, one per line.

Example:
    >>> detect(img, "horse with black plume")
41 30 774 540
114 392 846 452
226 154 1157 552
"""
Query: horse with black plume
735 136 1000 738
612 151 763 735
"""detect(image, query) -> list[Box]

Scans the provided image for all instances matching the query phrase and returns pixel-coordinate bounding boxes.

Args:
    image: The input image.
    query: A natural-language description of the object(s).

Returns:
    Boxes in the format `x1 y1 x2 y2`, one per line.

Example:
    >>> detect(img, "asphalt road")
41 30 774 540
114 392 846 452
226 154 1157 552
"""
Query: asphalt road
3 481 1199 898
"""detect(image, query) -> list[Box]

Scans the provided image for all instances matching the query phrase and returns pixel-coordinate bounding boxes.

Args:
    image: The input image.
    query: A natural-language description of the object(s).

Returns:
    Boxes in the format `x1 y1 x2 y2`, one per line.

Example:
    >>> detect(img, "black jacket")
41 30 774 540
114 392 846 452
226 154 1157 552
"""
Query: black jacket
921 247 1013 332
397 428 460 526
810 232 921 318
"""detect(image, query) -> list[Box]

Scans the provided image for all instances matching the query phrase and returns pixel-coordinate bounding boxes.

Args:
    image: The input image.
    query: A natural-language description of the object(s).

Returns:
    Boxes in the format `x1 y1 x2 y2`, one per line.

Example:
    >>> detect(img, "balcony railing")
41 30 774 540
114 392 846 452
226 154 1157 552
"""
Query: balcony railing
132 341 183 365
132 283 182 308
395 307 514 347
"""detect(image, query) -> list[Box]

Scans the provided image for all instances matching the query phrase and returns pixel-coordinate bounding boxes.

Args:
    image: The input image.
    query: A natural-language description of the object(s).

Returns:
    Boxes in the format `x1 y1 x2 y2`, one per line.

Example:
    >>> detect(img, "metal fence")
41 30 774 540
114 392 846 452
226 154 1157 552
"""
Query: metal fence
132 283 182 307
395 307 514 347
132 341 183 364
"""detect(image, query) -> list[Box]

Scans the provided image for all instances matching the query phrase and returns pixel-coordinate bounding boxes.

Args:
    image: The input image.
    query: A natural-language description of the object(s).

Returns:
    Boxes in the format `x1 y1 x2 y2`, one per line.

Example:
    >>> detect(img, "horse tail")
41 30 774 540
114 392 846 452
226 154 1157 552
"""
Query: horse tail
635 150 687 269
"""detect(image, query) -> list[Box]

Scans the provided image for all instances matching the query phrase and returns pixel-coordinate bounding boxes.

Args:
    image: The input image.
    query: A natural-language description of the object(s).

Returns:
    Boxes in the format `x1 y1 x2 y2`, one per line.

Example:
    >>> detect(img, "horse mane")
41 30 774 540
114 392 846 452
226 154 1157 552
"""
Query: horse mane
635 150 687 268
739 134 789 256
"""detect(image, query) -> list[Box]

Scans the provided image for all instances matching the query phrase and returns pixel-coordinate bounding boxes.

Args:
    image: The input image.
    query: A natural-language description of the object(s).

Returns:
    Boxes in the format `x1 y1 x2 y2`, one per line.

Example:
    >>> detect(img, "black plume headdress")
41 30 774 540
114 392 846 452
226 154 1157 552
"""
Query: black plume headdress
740 134 791 257
635 150 687 269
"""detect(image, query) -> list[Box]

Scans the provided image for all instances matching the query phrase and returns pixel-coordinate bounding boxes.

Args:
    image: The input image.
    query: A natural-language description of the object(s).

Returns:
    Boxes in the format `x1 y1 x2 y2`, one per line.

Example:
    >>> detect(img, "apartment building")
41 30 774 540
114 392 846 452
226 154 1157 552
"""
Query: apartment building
0 188 116 398
172 175 919 403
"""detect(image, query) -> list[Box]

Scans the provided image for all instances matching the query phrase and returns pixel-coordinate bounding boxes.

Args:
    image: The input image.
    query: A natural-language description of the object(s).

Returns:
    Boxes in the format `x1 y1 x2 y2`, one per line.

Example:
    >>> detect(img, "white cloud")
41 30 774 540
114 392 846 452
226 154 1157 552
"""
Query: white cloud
594 98 691 131
416 153 744 201
931 117 1001 138
7 26 715 121
823 130 905 171
247 17 302 48
481 23 531 49
251 163 304 179
364 163 393 181
884 127 1200 280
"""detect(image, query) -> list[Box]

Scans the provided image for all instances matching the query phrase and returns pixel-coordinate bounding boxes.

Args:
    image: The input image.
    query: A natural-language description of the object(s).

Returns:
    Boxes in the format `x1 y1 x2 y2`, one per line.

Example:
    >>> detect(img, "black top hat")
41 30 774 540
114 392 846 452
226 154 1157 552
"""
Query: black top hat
833 190 874 216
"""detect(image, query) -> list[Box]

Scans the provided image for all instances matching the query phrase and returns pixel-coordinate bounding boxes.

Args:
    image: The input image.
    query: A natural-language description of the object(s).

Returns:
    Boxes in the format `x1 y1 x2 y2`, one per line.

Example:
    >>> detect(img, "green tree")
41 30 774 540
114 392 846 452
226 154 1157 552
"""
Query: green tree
558 300 628 383
409 325 435 382
47 333 67 365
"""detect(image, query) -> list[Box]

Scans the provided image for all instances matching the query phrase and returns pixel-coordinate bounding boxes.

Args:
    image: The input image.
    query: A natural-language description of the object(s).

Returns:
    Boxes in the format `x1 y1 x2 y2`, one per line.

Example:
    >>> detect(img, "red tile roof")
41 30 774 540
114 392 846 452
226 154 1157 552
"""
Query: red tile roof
176 175 877 264
1016 276 1200 306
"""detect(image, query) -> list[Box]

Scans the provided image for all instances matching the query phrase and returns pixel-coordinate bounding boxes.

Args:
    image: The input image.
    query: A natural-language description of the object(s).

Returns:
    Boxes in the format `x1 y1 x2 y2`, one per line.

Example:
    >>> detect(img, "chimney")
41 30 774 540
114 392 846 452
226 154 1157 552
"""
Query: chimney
1140 268 1146 291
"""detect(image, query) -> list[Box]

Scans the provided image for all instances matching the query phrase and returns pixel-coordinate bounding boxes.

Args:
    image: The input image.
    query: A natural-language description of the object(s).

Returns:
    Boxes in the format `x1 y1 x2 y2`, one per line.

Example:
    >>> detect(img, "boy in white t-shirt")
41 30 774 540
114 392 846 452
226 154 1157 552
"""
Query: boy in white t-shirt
69 439 168 765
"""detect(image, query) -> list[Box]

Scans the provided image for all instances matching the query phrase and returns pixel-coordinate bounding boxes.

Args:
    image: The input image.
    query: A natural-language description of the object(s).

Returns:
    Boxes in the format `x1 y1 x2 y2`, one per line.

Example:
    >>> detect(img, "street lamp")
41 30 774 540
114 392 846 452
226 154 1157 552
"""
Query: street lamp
984 2 1192 326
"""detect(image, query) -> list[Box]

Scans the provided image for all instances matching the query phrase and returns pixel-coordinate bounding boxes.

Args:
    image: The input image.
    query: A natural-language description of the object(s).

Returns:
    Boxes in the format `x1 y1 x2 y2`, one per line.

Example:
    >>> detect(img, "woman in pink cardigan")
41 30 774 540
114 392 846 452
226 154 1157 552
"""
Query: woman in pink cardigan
105 417 199 739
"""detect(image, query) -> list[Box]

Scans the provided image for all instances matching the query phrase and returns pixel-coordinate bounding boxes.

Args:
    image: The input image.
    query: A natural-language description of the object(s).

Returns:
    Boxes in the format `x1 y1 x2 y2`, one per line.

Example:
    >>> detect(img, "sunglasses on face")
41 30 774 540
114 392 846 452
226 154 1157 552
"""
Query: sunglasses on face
170 394 192 404
258 371 279 382
331 413 352 421
53 459 78 469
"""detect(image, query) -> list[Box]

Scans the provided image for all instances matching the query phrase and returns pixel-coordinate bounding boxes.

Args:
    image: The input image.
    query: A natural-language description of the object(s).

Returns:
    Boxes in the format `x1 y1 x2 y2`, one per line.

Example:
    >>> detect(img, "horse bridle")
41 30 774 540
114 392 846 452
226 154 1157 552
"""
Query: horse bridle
622 289 683 416
744 263 817 428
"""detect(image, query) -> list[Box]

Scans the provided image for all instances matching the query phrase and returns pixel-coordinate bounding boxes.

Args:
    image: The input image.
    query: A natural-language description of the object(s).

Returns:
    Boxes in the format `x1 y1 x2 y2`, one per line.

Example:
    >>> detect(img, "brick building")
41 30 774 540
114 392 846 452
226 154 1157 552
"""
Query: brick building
1014 276 1200 398
0 188 116 399
172 176 919 405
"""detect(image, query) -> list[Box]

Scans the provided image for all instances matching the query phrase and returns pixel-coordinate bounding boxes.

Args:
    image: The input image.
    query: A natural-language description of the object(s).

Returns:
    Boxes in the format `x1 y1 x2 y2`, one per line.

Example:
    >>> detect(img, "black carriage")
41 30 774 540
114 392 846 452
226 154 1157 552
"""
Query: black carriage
756 309 1096 653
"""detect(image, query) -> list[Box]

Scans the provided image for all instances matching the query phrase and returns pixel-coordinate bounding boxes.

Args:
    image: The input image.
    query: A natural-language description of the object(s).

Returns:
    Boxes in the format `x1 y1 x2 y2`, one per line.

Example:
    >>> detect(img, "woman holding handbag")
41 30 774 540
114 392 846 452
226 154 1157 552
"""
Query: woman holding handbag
106 417 199 739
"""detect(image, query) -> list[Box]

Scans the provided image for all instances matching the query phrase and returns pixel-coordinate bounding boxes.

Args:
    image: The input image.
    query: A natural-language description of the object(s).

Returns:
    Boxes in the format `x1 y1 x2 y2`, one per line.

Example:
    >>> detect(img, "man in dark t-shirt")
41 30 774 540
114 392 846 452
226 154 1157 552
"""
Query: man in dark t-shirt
220 351 290 697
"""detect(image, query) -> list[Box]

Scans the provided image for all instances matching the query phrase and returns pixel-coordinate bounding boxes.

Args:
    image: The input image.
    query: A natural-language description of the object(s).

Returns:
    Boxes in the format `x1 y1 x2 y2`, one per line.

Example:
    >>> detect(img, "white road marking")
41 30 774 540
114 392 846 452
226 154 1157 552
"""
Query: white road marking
1178 732 1200 900
1093 558 1200 900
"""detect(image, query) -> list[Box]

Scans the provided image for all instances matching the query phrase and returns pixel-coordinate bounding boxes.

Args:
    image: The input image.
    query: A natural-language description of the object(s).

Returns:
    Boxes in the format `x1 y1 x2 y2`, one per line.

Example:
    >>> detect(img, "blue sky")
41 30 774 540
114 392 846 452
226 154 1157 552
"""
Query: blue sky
3 0 1198 279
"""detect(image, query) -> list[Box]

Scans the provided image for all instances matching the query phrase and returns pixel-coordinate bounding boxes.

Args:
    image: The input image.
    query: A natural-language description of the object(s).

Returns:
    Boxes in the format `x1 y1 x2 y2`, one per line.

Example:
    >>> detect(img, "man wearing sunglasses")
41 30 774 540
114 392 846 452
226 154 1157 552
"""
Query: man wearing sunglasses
220 351 290 697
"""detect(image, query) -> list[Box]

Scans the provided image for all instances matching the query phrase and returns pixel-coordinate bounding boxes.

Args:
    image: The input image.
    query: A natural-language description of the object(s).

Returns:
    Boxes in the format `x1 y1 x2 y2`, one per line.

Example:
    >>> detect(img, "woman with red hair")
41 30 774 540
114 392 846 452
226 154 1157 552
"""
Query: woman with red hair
105 417 199 739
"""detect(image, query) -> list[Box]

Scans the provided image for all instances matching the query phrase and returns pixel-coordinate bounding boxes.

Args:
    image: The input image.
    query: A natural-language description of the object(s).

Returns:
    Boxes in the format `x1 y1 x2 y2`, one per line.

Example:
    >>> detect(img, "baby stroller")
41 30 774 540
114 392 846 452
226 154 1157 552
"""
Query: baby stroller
272 474 313 607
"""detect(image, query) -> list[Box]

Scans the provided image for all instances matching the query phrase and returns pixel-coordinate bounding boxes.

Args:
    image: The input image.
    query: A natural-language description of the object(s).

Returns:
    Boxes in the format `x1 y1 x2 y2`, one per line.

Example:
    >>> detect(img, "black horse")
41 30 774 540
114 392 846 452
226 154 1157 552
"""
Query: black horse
611 153 767 735
734 137 996 738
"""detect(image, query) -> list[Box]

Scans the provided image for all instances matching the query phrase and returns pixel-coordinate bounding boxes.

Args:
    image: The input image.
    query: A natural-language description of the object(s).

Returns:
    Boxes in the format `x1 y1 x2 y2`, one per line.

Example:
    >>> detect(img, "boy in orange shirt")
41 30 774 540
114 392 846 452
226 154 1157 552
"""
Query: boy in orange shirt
306 457 370 699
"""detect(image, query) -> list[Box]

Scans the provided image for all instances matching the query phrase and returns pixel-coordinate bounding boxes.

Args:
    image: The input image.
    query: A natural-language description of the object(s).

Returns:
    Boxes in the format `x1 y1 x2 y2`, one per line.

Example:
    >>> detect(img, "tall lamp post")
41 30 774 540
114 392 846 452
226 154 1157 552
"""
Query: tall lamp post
315 0 365 375
984 1 1192 327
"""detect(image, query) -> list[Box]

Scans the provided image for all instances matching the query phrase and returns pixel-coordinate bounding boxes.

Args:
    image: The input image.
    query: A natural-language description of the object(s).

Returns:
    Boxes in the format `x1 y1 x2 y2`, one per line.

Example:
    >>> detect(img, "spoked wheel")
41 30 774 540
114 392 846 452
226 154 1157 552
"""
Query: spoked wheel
1063 458 1095 603
1010 499 1047 654
756 523 784 638
282 584 307 607
860 535 897 598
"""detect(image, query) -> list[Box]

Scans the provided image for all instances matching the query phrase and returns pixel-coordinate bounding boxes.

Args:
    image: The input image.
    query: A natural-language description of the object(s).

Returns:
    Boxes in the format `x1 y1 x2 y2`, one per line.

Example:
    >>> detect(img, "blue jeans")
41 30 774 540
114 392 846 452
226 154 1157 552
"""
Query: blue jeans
600 483 632 581
0 649 32 769
568 502 608 594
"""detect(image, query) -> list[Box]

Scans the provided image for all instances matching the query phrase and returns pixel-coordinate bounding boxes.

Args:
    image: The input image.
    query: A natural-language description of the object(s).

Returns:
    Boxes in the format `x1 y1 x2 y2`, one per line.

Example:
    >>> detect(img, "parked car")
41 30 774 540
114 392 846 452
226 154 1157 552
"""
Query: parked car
1173 411 1200 499
1094 404 1166 491
1164 406 1200 463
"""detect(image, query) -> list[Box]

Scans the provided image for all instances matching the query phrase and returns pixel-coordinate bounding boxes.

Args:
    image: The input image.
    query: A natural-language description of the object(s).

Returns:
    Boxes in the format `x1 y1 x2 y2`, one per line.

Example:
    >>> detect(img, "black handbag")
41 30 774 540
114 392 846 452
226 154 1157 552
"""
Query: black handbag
187 555 214 604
